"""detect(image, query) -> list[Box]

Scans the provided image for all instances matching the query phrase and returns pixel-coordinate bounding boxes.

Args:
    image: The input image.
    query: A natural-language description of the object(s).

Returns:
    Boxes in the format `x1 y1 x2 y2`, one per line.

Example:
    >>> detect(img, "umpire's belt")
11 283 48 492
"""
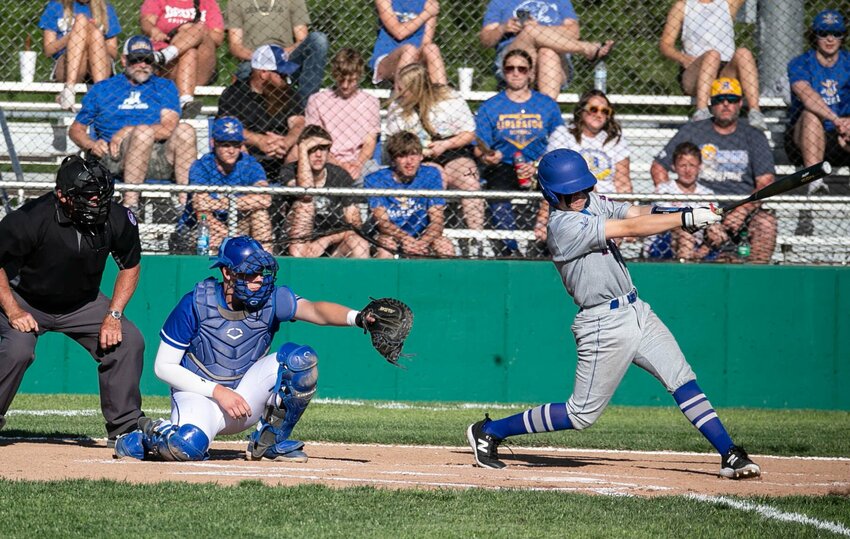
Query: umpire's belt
581 288 637 315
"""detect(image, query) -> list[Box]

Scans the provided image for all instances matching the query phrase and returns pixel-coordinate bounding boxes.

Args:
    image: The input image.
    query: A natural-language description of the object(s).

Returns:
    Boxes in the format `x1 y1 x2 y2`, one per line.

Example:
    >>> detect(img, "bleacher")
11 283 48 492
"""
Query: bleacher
1 82 849 264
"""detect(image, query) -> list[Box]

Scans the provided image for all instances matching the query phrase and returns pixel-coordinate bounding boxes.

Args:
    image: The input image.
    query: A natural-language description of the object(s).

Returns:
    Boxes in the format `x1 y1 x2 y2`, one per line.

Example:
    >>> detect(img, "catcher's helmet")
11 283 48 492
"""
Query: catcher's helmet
55 155 115 225
210 236 278 311
537 149 597 206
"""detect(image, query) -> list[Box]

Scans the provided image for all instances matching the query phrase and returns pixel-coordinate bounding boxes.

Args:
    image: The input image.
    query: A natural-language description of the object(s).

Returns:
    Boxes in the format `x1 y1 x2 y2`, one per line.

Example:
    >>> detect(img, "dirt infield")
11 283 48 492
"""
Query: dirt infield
1 438 848 497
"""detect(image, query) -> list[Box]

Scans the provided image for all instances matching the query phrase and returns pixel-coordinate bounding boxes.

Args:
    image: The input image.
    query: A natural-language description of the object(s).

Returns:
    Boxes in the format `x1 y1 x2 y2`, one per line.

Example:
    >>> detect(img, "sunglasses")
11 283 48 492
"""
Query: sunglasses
307 144 331 154
815 30 846 39
710 95 742 106
584 105 612 116
127 54 154 65
504 65 530 74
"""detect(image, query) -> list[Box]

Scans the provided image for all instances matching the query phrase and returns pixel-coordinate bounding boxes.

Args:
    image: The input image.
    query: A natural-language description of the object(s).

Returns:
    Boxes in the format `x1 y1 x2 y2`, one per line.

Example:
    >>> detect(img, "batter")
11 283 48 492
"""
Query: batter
467 148 761 480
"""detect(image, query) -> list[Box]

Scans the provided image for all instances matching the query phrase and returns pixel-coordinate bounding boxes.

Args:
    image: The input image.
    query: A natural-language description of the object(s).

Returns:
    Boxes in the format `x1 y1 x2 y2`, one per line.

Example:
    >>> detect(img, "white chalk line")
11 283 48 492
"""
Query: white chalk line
689 494 850 537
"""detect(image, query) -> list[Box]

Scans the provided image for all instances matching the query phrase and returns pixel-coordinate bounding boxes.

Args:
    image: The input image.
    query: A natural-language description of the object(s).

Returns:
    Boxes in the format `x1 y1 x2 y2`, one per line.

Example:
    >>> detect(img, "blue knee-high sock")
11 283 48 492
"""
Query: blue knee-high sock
673 380 734 454
484 403 573 440
488 201 519 251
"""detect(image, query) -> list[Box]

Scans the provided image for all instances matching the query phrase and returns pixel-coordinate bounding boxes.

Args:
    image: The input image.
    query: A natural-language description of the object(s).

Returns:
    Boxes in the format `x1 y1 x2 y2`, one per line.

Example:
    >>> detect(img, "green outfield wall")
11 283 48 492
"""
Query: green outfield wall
16 257 850 410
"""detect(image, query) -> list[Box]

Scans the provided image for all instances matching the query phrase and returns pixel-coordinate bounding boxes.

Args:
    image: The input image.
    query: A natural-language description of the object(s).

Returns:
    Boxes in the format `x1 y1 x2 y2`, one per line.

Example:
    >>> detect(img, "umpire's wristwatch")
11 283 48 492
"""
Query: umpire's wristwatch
108 310 123 321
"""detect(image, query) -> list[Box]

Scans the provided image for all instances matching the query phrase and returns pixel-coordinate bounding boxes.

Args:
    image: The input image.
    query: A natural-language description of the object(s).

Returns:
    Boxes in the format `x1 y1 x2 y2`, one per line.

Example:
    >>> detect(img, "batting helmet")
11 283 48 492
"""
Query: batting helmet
537 149 597 206
55 155 115 226
211 236 278 311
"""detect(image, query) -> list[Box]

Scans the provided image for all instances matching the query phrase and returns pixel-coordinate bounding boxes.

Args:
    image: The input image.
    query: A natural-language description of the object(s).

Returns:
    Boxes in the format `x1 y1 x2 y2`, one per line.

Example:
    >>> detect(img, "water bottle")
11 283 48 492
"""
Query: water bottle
513 152 533 189
196 213 210 256
594 60 607 93
737 230 751 259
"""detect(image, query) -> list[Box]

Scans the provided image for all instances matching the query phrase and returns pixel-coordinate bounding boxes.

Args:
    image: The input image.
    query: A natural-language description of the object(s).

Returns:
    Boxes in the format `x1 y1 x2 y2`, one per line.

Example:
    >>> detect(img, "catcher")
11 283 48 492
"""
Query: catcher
113 235 412 462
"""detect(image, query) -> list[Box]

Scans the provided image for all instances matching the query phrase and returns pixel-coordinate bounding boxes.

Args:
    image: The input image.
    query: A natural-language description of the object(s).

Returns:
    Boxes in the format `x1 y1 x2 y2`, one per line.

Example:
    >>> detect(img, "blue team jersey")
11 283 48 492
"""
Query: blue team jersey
788 49 850 131
365 165 445 237
369 0 427 69
160 283 298 351
38 1 122 59
482 0 577 50
189 152 267 195
75 74 180 143
475 91 564 164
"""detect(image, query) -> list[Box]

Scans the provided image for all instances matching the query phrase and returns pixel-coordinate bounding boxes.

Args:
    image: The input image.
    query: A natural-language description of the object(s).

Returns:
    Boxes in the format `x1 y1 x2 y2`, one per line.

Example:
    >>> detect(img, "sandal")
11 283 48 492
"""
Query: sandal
588 40 615 62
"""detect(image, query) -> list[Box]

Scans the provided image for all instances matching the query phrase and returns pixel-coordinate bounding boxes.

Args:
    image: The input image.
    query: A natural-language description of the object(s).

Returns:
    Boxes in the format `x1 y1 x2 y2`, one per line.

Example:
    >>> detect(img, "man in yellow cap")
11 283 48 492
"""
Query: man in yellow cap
650 77 777 264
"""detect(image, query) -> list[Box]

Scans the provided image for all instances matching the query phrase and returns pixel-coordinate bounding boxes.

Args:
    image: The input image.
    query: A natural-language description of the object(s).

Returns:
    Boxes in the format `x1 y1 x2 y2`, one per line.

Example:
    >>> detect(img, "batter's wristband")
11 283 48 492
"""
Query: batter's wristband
347 310 362 327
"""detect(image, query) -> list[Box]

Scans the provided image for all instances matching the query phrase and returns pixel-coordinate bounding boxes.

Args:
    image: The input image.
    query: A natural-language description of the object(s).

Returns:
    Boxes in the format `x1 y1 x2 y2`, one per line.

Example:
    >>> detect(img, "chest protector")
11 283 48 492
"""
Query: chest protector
182 278 276 388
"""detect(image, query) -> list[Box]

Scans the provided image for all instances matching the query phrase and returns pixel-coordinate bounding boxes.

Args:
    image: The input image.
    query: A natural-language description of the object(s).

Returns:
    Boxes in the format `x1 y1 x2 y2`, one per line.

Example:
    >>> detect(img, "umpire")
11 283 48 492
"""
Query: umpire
0 155 145 444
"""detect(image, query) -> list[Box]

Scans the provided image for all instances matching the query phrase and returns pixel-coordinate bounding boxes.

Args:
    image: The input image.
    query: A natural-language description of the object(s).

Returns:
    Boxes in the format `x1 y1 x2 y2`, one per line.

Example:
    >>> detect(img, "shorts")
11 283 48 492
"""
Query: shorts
428 145 476 168
783 124 850 167
677 60 729 91
99 139 174 181
371 54 389 85
480 162 520 190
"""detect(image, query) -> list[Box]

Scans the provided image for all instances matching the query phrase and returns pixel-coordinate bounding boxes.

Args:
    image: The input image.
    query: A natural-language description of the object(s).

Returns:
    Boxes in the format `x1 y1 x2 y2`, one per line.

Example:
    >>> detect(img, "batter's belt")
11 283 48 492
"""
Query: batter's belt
580 288 638 316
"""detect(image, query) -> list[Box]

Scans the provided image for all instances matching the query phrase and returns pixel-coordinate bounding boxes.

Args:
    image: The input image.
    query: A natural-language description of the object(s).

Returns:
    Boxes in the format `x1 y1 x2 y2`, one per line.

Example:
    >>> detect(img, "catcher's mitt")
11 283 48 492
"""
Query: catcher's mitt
357 297 413 366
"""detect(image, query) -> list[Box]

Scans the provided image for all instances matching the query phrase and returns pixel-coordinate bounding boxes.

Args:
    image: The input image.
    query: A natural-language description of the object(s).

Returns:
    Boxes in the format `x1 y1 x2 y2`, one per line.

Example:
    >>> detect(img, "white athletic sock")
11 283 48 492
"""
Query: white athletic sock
179 94 193 106
161 45 179 64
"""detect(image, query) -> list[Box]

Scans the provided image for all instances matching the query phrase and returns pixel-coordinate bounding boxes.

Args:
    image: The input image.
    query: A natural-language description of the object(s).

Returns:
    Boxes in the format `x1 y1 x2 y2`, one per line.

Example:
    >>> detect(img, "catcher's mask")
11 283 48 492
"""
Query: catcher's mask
55 155 115 226
210 236 278 311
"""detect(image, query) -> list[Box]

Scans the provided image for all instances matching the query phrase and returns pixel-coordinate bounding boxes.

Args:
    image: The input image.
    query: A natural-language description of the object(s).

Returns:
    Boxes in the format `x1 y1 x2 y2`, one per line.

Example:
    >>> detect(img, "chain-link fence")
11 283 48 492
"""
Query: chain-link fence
0 1 848 265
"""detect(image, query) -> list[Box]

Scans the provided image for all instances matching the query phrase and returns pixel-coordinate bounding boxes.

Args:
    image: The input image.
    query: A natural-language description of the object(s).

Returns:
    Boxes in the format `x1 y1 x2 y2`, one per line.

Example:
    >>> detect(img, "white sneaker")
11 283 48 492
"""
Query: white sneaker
691 108 711 123
747 109 767 130
807 178 830 195
57 86 75 110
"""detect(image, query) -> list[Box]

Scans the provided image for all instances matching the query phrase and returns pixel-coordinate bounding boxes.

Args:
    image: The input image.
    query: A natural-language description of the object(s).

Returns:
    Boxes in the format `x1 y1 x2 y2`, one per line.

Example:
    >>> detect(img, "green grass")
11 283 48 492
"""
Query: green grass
2 394 849 538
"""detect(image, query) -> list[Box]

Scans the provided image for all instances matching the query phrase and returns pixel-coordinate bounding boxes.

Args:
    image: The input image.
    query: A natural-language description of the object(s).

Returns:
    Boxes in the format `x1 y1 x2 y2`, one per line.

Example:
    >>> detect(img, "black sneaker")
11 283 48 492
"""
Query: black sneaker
181 100 203 119
466 414 506 469
720 445 761 479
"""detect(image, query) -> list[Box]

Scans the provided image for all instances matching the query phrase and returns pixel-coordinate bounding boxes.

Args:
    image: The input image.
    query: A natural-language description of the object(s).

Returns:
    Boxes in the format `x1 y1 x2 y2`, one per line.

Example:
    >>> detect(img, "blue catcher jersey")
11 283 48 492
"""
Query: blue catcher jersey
160 278 298 388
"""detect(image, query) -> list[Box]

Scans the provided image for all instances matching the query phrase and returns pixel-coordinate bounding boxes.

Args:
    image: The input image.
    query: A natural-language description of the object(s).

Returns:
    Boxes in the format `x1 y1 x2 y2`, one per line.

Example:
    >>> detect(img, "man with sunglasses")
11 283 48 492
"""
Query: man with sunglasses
69 35 198 215
189 117 273 254
785 9 850 194
651 77 777 263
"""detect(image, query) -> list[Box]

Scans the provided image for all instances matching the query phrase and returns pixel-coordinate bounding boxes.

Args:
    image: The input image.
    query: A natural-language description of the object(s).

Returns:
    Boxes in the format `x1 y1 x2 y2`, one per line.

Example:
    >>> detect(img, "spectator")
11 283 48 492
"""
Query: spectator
189 117 272 253
369 0 447 85
650 77 776 263
283 125 370 258
226 0 329 110
480 0 614 100
305 48 381 184
475 49 563 256
644 141 718 260
385 63 484 239
365 131 455 258
39 0 122 110
68 35 197 213
660 0 766 129
218 44 304 180
140 0 225 119
785 9 850 194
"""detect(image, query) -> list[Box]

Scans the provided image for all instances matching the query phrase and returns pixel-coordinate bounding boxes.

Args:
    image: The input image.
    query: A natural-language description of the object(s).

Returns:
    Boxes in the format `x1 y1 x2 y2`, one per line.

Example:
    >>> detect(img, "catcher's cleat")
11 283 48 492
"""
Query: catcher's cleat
113 431 146 460
246 438 308 463
467 414 506 469
720 445 761 479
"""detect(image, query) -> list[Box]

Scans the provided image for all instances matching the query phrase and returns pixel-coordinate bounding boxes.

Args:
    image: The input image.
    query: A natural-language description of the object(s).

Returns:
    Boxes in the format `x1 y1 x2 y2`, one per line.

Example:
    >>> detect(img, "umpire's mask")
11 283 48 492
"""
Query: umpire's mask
55 155 115 226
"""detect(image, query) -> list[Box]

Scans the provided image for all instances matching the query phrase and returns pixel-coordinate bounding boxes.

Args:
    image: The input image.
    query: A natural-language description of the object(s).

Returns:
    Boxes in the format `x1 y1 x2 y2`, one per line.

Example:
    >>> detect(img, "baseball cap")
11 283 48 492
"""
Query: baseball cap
251 44 300 76
212 117 244 143
812 9 846 33
123 35 155 56
710 77 743 98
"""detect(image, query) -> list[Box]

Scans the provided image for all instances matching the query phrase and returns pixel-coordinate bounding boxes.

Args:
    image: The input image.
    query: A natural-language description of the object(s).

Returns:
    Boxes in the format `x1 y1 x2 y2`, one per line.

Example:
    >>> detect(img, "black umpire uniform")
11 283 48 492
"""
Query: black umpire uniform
0 156 145 441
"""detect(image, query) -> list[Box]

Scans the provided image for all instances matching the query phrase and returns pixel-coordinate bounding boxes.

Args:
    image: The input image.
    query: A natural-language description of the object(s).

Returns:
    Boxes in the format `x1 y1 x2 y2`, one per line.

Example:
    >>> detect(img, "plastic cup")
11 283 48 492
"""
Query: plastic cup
458 67 474 94
19 51 37 83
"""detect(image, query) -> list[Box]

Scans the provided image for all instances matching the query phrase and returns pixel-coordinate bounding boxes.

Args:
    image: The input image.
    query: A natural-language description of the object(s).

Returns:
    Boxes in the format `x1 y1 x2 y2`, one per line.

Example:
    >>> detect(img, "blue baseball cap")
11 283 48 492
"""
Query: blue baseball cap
123 35 155 56
812 10 846 33
251 44 300 76
212 117 244 143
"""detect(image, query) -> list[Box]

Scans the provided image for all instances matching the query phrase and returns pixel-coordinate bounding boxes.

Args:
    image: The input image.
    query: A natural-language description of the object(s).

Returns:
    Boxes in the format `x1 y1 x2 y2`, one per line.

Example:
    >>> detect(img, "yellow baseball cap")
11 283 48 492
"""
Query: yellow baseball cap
710 77 743 98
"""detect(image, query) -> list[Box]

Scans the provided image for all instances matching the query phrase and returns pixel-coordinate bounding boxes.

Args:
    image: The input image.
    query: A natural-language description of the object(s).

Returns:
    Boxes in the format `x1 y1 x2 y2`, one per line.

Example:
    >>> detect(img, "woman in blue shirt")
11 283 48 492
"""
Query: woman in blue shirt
39 0 122 110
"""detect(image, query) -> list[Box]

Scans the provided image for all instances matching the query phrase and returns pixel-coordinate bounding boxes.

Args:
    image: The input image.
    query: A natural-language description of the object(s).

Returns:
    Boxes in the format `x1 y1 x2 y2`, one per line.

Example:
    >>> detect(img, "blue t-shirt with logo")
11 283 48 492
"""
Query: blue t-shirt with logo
482 0 577 51
365 164 445 237
788 49 850 131
189 152 267 190
38 1 122 59
369 0 427 69
475 90 564 164
75 74 180 142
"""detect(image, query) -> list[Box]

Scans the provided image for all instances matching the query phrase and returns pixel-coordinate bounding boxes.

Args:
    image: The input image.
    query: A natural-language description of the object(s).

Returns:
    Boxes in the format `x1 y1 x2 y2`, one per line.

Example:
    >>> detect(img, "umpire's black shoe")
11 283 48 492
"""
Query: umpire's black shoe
720 445 761 479
467 414 506 469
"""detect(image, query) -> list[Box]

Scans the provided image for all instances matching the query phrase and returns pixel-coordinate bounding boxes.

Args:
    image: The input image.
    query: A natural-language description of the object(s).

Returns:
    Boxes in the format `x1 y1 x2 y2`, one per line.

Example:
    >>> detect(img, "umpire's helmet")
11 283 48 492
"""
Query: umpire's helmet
211 236 278 311
55 155 115 226
537 149 597 206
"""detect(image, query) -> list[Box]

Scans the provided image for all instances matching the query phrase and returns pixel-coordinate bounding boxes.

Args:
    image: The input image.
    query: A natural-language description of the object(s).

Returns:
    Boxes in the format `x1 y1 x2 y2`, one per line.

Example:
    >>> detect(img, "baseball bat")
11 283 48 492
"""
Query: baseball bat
720 161 832 212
